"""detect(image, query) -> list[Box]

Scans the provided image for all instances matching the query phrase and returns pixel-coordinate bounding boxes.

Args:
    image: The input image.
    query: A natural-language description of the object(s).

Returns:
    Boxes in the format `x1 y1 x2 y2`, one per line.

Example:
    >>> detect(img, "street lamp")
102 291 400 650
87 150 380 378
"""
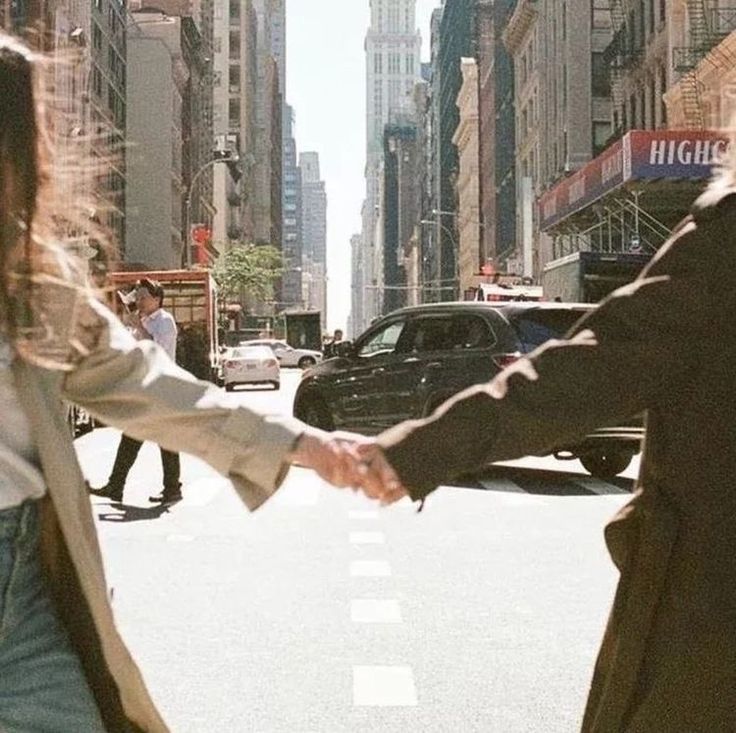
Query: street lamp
182 149 241 268
419 217 459 300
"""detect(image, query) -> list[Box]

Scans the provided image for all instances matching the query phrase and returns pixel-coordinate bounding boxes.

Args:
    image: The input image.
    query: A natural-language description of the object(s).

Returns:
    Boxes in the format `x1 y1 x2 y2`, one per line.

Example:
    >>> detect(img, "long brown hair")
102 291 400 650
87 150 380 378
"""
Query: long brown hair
0 32 109 368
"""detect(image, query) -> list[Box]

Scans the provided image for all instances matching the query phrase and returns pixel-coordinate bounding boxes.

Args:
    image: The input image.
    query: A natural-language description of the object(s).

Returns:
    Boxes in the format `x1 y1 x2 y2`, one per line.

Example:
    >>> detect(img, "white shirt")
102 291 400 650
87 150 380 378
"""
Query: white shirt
0 336 46 510
141 308 177 361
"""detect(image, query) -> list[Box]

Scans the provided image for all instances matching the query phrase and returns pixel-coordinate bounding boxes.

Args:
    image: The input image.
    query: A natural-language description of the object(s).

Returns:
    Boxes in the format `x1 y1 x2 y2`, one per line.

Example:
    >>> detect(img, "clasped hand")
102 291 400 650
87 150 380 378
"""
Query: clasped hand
289 430 407 505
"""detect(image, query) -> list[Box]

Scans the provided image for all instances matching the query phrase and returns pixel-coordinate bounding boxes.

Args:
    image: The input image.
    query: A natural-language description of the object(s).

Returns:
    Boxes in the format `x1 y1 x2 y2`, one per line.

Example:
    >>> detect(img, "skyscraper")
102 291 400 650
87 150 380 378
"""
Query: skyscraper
300 151 327 320
356 0 421 330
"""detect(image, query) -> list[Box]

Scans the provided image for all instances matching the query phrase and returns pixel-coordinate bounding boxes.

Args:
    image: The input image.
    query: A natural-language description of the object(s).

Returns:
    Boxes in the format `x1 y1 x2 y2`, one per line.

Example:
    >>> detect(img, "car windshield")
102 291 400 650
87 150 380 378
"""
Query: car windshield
231 347 271 359
509 309 590 353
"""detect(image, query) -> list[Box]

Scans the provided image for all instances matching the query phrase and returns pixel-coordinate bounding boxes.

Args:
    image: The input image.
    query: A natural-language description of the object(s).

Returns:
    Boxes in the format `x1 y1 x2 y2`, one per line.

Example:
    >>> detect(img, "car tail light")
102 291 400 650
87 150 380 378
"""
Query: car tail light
225 360 237 368
492 352 521 369
263 359 278 368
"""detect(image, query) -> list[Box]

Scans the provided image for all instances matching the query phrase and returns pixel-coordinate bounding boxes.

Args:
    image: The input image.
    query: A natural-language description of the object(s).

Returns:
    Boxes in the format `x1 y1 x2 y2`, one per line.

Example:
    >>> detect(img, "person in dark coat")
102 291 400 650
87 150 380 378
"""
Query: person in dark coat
357 175 736 731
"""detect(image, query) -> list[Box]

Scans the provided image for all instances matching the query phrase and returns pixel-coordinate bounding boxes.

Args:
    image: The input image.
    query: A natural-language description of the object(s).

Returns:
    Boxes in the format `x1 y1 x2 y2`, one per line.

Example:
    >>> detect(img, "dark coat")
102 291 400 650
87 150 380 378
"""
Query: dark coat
377 184 736 731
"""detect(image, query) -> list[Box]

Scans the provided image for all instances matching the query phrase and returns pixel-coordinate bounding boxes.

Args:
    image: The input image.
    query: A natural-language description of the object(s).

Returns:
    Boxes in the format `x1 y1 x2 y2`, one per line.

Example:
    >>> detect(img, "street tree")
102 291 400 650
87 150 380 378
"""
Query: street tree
212 244 284 303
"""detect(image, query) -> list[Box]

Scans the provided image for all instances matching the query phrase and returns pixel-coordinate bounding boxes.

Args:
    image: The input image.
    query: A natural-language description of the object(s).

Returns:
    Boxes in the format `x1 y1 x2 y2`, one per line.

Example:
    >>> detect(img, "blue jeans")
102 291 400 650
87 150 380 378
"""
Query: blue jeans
0 501 106 732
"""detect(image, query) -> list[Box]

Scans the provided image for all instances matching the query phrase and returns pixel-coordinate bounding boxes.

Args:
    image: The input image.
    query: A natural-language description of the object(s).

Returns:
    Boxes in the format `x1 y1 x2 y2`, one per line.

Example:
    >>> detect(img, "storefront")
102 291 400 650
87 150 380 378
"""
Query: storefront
537 129 728 260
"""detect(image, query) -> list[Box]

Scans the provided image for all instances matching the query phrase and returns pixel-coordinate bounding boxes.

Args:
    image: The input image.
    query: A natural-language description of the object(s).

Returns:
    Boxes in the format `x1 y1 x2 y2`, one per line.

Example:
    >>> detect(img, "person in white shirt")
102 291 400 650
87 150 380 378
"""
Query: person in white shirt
91 278 183 504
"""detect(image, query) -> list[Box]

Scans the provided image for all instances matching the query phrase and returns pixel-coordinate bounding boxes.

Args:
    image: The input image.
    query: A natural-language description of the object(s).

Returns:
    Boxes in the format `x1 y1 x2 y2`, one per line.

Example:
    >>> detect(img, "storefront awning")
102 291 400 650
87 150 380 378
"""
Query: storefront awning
538 130 728 232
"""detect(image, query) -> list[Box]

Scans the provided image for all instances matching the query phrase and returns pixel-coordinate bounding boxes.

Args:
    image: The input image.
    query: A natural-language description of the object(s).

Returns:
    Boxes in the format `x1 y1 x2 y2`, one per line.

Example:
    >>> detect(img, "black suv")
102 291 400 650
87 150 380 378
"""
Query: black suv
293 302 643 479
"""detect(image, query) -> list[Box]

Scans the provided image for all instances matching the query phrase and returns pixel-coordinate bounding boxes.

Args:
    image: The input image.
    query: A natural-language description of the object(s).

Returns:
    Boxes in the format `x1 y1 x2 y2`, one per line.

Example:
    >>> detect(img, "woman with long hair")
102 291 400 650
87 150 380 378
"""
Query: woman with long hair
0 33 368 732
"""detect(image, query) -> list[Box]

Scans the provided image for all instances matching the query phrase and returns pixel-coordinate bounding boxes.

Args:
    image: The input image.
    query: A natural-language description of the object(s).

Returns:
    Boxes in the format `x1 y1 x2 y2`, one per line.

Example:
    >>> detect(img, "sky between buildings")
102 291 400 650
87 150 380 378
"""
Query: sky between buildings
287 0 438 332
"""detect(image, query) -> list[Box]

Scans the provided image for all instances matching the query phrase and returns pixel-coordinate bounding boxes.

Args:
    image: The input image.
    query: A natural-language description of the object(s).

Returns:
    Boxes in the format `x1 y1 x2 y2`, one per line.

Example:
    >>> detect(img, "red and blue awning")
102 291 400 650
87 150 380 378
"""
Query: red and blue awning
538 130 729 231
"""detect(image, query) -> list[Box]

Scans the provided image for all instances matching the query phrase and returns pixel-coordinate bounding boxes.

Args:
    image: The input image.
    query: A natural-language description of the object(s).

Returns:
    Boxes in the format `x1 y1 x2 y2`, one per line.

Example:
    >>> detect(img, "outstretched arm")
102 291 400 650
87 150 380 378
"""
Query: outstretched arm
372 195 736 501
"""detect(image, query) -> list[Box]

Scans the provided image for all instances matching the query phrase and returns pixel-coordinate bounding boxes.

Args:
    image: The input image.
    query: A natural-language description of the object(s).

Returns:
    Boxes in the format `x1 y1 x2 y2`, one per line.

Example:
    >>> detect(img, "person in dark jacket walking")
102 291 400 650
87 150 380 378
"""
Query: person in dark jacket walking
358 172 736 730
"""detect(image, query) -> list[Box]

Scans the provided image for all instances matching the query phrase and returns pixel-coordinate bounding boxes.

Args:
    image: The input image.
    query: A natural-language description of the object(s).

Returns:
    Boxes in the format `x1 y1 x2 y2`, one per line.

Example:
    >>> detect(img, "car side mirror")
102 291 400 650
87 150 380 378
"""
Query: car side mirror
335 341 354 358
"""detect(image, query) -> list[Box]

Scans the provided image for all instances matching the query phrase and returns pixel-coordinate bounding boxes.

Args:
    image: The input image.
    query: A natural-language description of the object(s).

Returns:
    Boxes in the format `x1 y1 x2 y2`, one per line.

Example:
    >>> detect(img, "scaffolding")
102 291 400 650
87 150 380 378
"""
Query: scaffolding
550 191 672 260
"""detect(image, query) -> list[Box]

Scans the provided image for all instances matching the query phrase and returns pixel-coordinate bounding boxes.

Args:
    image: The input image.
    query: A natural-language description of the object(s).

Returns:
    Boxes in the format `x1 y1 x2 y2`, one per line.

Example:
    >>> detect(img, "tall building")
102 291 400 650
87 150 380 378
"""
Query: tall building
435 0 477 299
453 57 480 296
252 0 283 250
382 122 422 313
476 0 516 271
503 0 612 278
349 233 363 337
300 151 327 318
212 0 258 248
357 0 421 329
281 105 303 308
125 11 190 268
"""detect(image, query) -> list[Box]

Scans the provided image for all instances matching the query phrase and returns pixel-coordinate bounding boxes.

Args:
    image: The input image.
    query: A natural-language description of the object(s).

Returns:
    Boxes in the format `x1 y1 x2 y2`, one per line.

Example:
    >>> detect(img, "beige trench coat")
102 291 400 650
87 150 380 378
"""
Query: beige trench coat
12 299 306 732
378 185 736 730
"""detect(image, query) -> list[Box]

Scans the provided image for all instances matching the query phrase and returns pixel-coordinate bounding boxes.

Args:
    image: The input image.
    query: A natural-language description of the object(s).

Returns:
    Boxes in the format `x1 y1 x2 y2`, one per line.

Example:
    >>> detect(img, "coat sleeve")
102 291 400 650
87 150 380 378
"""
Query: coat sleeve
377 193 736 500
62 299 310 510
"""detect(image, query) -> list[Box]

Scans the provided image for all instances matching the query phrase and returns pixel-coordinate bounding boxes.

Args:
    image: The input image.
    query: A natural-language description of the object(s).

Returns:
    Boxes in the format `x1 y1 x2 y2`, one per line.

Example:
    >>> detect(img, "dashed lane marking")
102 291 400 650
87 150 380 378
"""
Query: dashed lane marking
353 666 418 706
348 510 379 520
349 531 385 545
351 599 402 624
350 560 392 577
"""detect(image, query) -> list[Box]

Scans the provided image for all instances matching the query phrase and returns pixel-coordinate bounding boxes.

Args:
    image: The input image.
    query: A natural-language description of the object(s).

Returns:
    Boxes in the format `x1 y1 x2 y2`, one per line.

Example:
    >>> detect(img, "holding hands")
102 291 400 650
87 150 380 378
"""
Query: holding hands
288 429 408 505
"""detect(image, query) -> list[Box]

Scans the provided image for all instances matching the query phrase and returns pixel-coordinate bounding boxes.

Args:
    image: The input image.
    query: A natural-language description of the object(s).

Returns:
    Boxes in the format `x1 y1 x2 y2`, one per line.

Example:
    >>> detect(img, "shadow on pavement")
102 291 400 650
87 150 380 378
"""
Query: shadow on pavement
96 502 173 523
455 464 634 496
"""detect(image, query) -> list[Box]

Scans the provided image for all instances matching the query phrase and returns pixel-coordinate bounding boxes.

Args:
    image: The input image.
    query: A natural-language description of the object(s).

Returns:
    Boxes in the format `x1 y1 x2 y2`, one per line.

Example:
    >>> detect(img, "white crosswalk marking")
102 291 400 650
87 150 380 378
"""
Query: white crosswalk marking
348 510 379 520
353 666 418 706
574 477 630 495
351 599 402 623
349 531 385 545
479 478 525 493
350 560 391 577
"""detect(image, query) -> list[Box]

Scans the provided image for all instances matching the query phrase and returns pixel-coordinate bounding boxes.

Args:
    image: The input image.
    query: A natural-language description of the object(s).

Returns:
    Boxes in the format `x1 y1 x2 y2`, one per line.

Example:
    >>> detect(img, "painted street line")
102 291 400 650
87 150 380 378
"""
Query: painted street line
479 478 525 494
349 531 385 545
351 599 402 624
574 477 630 495
350 560 392 577
353 666 418 706
348 510 379 520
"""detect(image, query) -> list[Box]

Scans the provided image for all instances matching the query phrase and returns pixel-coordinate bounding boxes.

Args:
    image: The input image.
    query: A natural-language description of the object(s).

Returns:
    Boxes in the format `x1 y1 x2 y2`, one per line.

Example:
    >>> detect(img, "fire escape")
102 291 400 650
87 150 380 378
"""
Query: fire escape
673 1 736 128
604 0 627 137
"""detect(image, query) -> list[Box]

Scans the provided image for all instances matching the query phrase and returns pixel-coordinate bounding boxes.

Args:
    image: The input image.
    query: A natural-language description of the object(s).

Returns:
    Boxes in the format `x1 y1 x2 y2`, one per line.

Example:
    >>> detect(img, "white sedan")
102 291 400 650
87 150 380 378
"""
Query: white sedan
222 346 280 391
239 339 323 369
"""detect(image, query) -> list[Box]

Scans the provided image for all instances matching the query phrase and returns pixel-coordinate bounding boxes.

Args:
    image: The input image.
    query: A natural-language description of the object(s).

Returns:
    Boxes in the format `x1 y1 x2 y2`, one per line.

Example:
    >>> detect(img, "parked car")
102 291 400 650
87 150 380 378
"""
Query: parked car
239 338 322 369
293 301 644 479
222 345 280 391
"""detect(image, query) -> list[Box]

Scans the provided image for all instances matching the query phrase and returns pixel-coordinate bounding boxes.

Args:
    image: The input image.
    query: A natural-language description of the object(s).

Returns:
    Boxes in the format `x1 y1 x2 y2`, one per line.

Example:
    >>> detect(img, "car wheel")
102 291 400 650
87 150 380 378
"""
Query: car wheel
271 381 280 390
298 356 317 369
225 383 234 392
295 395 334 430
580 450 632 479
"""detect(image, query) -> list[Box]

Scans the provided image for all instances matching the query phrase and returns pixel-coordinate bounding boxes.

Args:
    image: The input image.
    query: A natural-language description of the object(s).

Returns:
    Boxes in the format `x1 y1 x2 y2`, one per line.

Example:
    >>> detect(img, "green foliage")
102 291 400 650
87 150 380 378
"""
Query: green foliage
212 244 284 302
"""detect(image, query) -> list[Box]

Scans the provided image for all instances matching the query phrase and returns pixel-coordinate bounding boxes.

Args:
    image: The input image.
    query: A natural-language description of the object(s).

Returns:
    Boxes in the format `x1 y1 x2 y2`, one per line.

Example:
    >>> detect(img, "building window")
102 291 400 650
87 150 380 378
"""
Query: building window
229 65 239 90
229 31 240 59
374 52 382 74
92 23 102 51
405 53 413 75
229 99 240 126
593 121 611 155
591 52 611 97
648 0 655 35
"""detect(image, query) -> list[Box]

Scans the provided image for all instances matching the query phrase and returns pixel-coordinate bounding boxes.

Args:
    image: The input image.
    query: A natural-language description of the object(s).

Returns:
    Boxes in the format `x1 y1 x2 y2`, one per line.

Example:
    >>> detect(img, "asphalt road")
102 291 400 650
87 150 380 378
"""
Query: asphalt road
77 369 635 733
